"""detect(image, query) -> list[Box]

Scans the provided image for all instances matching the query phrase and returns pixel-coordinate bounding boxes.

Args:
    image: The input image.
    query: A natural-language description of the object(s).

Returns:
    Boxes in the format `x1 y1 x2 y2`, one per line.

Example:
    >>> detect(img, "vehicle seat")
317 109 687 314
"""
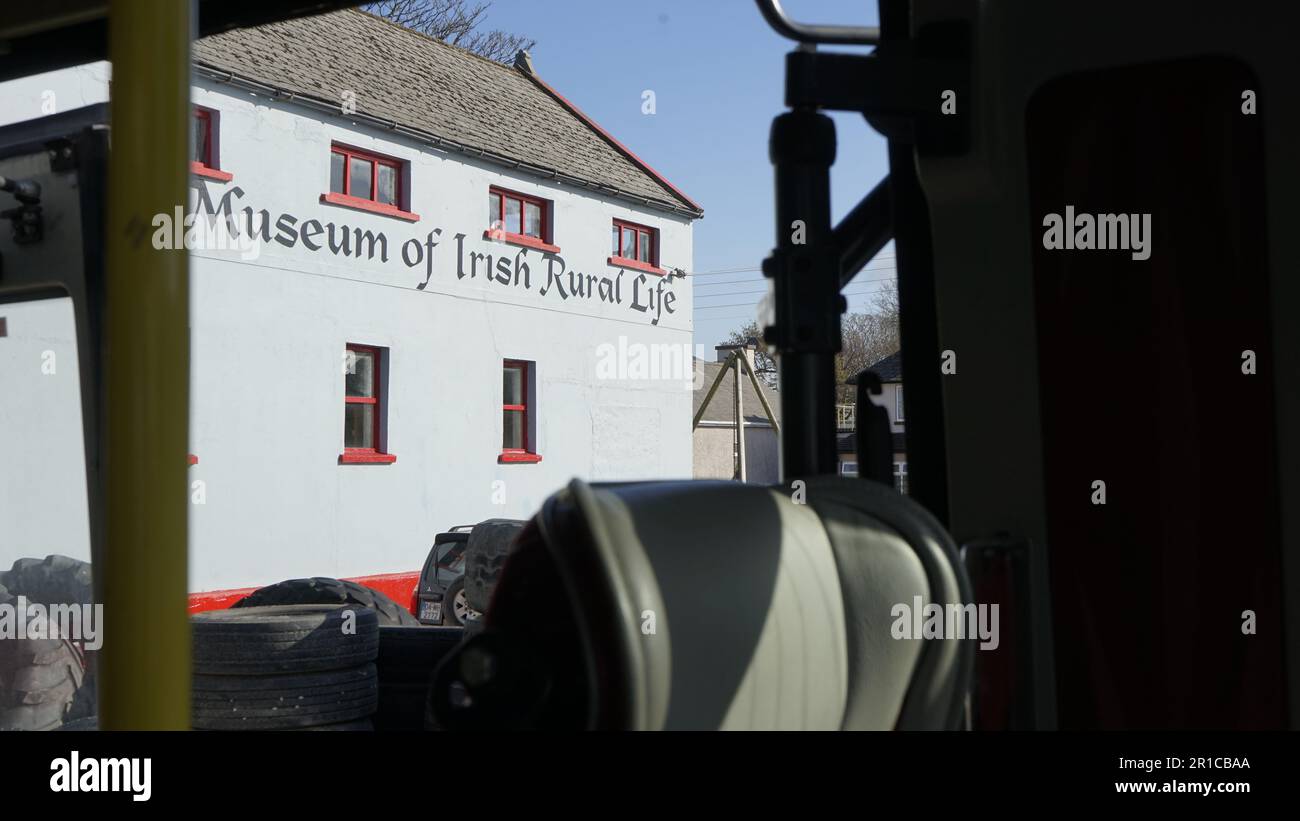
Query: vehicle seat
431 476 973 730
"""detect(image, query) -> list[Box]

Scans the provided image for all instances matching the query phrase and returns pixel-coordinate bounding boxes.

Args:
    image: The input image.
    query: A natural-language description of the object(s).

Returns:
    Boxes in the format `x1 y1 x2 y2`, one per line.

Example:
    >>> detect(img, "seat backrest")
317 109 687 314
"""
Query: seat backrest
431 477 973 730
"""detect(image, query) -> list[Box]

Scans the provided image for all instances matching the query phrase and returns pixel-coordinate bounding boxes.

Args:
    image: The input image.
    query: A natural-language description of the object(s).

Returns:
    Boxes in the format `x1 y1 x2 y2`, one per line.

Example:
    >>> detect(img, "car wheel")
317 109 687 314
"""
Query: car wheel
442 578 478 626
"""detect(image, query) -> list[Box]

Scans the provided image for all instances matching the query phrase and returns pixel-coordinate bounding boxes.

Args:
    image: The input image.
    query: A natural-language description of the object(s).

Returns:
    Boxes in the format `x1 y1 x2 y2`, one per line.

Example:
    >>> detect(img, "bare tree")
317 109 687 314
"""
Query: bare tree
367 0 536 62
723 281 899 399
836 282 899 401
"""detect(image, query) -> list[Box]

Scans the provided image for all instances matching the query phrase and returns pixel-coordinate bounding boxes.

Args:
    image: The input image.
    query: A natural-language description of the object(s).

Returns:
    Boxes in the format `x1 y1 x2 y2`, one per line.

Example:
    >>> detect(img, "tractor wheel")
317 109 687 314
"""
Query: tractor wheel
0 556 96 731
232 576 419 626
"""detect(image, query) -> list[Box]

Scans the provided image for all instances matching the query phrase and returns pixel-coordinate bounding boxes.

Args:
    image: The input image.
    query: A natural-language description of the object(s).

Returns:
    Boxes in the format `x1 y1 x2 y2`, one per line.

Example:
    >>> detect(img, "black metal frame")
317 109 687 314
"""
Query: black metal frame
757 0 966 523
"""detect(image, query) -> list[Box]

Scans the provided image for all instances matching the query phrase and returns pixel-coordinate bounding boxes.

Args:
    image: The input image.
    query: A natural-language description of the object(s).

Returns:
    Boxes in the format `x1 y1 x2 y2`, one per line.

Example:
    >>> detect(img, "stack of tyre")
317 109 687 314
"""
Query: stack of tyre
191 604 379 730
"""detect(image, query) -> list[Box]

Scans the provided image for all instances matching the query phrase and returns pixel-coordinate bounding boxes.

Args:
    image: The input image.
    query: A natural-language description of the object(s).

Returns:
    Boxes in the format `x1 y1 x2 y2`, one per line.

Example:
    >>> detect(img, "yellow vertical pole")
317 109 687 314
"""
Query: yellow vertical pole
100 0 192 729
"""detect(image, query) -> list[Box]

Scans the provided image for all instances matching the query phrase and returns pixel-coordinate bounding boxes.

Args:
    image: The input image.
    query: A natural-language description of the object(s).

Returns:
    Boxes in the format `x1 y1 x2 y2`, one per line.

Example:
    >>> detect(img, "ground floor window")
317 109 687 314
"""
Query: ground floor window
341 343 395 464
500 359 541 463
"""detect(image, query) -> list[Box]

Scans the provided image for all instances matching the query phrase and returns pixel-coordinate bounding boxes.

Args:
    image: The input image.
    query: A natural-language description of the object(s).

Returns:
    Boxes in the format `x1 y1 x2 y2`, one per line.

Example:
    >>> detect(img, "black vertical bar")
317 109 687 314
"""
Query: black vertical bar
880 0 950 523
769 108 840 478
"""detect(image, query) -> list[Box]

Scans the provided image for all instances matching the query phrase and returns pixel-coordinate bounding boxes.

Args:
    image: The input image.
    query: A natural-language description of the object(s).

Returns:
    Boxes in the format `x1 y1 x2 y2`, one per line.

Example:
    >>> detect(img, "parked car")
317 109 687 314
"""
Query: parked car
418 520 526 626
416 525 478 626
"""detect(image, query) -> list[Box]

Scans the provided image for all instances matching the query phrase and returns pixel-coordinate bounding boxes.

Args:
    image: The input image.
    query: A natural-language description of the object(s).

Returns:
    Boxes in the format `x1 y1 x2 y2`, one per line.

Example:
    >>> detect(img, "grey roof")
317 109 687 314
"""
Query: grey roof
693 359 781 426
868 351 903 383
194 9 701 217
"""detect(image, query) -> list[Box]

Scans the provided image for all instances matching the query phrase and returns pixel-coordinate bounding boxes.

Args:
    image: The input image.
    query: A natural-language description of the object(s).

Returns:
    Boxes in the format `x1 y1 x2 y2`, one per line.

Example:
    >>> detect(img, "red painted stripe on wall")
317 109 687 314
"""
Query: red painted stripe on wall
187 570 421 616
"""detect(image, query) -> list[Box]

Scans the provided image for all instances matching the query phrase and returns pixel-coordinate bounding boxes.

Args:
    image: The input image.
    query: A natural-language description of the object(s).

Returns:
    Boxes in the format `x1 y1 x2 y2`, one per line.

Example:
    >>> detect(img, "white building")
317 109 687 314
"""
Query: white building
0 9 702 600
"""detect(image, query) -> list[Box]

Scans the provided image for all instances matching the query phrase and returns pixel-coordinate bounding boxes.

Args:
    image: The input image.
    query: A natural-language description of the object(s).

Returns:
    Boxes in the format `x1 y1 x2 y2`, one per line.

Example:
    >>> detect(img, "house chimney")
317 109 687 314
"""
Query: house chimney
513 49 535 75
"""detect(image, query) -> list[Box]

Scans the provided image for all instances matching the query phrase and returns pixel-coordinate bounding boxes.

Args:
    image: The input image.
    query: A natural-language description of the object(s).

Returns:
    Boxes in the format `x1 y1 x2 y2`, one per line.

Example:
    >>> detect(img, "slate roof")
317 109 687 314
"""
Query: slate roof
693 358 781 427
867 351 903 383
193 8 701 218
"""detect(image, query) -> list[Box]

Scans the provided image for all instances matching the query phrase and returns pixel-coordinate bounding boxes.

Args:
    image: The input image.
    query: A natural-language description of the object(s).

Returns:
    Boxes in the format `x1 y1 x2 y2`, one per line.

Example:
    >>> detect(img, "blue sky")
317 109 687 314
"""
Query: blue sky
479 0 893 349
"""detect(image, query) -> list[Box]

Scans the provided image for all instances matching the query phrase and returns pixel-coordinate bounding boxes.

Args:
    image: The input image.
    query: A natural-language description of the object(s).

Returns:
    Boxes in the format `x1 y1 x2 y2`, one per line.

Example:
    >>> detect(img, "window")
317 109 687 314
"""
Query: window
840 461 859 477
191 107 232 182
320 144 418 221
609 218 663 275
895 386 904 423
500 360 541 463
340 344 395 464
485 187 558 252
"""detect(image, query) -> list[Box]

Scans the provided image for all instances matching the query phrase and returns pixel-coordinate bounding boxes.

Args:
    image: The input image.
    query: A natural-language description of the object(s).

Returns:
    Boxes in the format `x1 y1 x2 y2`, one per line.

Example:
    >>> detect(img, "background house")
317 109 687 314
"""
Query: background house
693 346 781 483
837 350 907 492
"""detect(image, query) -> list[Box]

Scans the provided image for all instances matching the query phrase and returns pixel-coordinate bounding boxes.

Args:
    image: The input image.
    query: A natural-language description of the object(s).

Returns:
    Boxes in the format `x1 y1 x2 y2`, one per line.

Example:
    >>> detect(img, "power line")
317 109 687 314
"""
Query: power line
685 253 897 277
694 284 897 310
693 267 898 291
694 276 897 302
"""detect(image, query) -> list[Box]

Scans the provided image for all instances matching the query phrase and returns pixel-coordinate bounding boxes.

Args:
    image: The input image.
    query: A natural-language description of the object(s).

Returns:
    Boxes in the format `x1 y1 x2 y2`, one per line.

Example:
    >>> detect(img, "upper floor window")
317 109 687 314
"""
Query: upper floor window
610 218 663 275
322 143 418 221
486 187 558 253
191 107 232 182
895 386 904 423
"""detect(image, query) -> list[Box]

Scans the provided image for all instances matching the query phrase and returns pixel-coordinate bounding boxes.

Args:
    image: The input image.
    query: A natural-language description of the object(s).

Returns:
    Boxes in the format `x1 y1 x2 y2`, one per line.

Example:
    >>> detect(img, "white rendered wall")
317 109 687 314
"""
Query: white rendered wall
0 66 697 590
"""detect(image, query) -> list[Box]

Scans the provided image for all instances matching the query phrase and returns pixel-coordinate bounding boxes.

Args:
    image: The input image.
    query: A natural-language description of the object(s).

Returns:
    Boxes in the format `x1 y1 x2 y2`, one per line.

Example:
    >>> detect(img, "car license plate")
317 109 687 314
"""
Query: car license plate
419 601 441 622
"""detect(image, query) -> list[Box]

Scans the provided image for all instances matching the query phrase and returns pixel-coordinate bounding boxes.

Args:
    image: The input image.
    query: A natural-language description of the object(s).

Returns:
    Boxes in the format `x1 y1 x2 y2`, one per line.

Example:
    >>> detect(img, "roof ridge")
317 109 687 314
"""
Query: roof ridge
351 7 700 214
349 7 527 76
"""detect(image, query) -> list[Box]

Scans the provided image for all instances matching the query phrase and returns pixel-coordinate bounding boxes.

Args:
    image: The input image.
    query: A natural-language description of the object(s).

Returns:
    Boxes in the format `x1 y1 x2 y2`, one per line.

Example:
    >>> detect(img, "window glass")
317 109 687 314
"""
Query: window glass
638 231 651 262
503 410 524 450
346 349 375 398
612 225 620 255
505 197 521 234
524 201 542 238
330 152 345 194
376 164 397 206
489 192 502 230
193 113 209 164
621 227 636 258
345 403 375 449
349 156 372 200
503 366 523 406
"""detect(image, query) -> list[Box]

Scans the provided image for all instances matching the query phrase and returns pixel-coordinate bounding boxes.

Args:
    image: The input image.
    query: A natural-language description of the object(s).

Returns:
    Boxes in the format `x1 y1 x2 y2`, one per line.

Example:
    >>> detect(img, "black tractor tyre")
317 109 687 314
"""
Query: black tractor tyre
192 664 378 730
0 556 96 731
0 555 94 608
462 519 525 614
192 604 379 675
232 577 419 626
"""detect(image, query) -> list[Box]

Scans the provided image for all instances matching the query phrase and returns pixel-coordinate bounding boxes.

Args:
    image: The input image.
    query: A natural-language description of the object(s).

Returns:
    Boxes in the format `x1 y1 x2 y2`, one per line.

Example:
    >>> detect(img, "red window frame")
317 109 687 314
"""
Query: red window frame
320 143 419 221
485 186 559 253
340 344 396 464
500 359 541 463
609 218 664 275
191 107 233 182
